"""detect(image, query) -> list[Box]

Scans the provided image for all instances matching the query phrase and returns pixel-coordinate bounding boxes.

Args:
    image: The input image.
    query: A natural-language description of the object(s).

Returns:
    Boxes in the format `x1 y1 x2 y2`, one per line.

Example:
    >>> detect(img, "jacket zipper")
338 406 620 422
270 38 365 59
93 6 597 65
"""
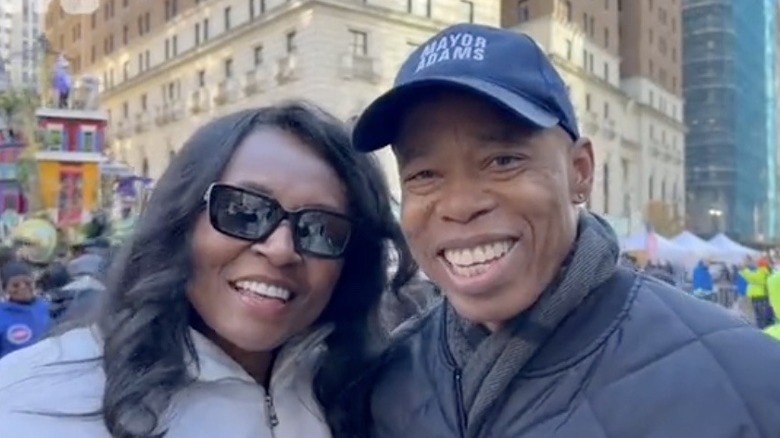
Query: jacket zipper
454 370 466 437
265 394 279 436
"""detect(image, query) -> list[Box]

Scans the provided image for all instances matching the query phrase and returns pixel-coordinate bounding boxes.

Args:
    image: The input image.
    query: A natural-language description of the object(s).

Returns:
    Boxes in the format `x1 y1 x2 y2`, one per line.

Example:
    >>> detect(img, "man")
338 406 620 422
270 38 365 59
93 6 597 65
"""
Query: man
351 24 780 437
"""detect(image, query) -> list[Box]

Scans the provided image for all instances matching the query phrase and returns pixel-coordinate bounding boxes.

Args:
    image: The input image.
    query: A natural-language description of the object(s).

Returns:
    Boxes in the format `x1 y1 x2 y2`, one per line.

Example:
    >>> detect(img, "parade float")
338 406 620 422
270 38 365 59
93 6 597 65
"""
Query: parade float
29 56 106 230
0 50 149 254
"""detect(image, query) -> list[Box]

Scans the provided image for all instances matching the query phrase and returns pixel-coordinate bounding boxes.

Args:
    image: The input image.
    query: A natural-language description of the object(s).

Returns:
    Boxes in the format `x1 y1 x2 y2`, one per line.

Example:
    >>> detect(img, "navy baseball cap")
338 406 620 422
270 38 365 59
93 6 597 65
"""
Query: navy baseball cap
352 23 579 152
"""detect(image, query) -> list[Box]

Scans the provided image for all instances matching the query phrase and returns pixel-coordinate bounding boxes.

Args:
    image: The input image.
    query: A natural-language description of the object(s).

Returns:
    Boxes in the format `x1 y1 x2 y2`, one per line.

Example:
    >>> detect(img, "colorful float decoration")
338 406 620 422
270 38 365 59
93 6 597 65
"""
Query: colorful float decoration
12 217 58 264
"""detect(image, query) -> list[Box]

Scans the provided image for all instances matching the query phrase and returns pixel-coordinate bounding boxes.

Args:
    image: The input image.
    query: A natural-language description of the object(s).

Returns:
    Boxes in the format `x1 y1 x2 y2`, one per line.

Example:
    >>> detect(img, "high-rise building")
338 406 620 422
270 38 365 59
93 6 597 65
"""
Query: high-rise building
619 0 686 237
501 0 686 236
683 0 778 241
44 0 501 199
0 0 45 90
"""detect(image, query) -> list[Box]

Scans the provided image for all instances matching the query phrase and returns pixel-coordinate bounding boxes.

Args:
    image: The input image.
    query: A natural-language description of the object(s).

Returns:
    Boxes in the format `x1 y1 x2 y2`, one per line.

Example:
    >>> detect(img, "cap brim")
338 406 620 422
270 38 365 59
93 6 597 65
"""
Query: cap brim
352 76 560 152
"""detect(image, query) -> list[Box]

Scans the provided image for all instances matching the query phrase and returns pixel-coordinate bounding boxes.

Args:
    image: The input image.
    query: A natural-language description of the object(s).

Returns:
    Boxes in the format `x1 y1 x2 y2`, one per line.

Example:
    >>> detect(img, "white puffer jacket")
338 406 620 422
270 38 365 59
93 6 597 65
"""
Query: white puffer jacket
0 326 332 438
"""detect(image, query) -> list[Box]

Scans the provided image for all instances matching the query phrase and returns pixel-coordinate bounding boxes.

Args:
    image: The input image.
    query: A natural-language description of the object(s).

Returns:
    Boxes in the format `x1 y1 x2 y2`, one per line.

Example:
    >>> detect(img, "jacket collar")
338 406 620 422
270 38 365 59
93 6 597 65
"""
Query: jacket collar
186 324 333 389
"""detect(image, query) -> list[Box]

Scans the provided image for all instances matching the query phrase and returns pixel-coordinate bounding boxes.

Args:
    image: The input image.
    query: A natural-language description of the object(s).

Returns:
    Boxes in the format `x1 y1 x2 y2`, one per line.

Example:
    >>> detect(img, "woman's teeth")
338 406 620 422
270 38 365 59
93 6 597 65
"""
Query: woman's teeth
234 281 292 302
442 240 515 277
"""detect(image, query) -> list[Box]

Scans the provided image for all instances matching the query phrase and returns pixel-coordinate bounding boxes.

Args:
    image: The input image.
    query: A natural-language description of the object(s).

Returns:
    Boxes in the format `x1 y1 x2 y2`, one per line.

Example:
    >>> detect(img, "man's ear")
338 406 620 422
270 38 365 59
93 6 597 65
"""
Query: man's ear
570 137 594 204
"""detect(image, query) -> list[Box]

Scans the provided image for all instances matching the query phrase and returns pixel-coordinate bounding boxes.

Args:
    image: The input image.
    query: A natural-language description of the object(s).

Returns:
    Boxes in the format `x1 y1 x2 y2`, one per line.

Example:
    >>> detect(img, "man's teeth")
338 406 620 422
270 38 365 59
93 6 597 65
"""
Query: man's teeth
442 240 514 275
235 281 292 302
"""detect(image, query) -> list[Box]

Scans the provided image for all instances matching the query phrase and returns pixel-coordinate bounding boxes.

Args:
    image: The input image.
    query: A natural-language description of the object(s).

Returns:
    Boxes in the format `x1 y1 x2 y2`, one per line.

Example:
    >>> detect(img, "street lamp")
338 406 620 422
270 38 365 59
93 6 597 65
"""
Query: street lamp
708 208 723 233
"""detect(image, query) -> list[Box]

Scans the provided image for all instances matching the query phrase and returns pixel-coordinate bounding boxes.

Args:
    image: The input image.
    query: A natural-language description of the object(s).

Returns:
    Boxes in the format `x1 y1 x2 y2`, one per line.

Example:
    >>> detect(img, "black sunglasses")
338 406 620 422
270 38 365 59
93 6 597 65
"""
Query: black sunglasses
203 183 353 259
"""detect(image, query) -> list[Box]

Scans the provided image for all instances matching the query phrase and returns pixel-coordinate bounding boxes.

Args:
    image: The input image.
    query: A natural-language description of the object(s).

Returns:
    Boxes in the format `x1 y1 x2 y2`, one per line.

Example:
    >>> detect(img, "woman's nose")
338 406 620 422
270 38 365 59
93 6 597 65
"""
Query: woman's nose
250 222 302 266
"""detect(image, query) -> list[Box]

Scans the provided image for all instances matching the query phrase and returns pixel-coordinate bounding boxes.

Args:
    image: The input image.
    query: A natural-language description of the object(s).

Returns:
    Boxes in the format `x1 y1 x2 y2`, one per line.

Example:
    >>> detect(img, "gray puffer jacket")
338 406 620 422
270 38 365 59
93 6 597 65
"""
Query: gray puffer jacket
366 268 780 437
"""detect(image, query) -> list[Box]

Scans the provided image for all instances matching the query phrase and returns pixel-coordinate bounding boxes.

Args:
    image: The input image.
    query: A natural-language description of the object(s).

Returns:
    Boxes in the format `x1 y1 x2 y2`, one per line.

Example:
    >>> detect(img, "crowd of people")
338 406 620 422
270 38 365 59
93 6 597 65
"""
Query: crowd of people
0 238 109 359
623 253 780 339
0 23 778 437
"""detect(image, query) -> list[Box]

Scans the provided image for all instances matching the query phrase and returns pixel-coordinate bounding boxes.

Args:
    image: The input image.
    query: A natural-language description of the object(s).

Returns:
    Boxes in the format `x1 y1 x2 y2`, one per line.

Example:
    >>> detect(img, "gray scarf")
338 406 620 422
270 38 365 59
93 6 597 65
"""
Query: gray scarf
445 211 620 437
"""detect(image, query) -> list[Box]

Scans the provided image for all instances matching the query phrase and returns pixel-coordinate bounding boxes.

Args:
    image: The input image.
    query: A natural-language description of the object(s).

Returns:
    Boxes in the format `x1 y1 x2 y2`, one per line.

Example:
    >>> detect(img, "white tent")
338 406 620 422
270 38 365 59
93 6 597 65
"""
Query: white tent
671 231 723 260
620 232 692 265
708 233 760 263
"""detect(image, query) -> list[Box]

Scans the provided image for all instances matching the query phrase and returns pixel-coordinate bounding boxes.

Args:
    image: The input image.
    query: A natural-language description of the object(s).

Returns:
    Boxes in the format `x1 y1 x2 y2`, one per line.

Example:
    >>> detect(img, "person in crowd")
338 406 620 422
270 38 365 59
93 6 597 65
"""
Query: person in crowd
734 263 747 295
765 264 780 340
0 261 50 359
691 259 714 298
0 102 415 438
43 254 107 325
349 23 780 437
740 257 773 328
37 262 72 321
643 261 676 286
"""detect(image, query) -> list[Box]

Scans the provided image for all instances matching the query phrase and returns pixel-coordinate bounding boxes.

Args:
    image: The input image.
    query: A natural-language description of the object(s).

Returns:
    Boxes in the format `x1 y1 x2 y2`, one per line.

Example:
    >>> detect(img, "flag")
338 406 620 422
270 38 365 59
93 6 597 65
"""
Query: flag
645 223 658 261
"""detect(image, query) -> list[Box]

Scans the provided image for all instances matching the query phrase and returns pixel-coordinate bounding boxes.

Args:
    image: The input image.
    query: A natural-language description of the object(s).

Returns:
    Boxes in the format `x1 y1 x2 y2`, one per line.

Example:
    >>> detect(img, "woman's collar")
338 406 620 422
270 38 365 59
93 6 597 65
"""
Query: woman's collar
186 324 334 388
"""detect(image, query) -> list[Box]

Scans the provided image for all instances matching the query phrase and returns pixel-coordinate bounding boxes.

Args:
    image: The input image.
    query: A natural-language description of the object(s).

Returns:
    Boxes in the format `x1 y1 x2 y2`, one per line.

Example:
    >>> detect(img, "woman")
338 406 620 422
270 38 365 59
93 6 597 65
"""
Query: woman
0 102 415 437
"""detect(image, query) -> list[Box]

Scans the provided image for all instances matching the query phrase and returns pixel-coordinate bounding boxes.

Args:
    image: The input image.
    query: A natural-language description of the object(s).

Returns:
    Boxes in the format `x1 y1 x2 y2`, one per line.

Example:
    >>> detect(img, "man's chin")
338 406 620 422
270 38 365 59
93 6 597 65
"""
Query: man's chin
446 290 539 331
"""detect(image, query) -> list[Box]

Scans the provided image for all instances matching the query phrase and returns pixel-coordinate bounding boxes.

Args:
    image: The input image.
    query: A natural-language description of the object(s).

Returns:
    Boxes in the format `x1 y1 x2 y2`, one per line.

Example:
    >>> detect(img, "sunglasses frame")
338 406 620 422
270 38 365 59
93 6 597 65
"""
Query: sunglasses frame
203 183 353 259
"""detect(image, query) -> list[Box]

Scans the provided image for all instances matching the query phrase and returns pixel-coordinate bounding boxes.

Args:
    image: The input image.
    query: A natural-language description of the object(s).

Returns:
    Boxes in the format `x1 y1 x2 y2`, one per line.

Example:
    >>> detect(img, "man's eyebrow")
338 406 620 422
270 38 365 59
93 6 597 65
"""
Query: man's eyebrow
393 142 430 166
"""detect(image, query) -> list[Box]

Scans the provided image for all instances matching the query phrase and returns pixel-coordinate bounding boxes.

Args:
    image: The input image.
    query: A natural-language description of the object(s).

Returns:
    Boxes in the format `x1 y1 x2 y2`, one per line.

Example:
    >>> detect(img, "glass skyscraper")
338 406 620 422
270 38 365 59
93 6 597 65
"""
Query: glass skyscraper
683 0 778 241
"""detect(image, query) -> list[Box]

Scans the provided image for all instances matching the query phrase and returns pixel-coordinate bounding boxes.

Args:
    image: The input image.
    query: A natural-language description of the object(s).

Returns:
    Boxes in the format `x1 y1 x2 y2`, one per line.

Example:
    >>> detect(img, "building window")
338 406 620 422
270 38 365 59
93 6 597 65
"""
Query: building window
585 93 591 111
195 23 201 45
603 163 609 214
249 0 256 18
517 0 529 22
407 0 432 17
45 129 64 151
224 6 232 30
286 31 297 53
565 39 572 60
203 18 210 40
197 69 205 87
141 93 147 110
603 62 609 82
82 131 95 152
164 0 178 21
349 30 368 56
165 39 170 59
563 0 572 22
172 35 178 56
604 28 609 48
461 0 474 23
603 102 610 118
123 25 128 44
122 60 129 80
253 45 263 66
224 58 233 78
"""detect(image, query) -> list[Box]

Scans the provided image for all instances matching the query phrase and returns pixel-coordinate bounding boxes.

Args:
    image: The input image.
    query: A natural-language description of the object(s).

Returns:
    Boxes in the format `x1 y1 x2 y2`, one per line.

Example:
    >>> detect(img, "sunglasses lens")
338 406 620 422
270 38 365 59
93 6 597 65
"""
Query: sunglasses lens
209 185 280 240
296 211 352 257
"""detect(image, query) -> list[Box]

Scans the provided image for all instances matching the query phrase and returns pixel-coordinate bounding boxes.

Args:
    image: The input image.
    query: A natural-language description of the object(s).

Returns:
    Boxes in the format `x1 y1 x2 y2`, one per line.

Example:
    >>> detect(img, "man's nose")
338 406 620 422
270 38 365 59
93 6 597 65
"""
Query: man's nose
436 177 496 224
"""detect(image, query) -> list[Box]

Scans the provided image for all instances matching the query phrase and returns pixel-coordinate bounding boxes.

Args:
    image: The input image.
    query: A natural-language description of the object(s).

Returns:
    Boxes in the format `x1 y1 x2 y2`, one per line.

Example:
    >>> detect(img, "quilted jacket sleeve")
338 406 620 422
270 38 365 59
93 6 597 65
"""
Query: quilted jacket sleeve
698 326 780 437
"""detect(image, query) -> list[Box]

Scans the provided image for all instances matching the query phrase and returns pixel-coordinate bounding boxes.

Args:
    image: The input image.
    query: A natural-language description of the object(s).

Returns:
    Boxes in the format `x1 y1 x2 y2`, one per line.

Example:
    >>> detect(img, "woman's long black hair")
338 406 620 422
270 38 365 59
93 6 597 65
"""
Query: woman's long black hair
97 101 416 437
